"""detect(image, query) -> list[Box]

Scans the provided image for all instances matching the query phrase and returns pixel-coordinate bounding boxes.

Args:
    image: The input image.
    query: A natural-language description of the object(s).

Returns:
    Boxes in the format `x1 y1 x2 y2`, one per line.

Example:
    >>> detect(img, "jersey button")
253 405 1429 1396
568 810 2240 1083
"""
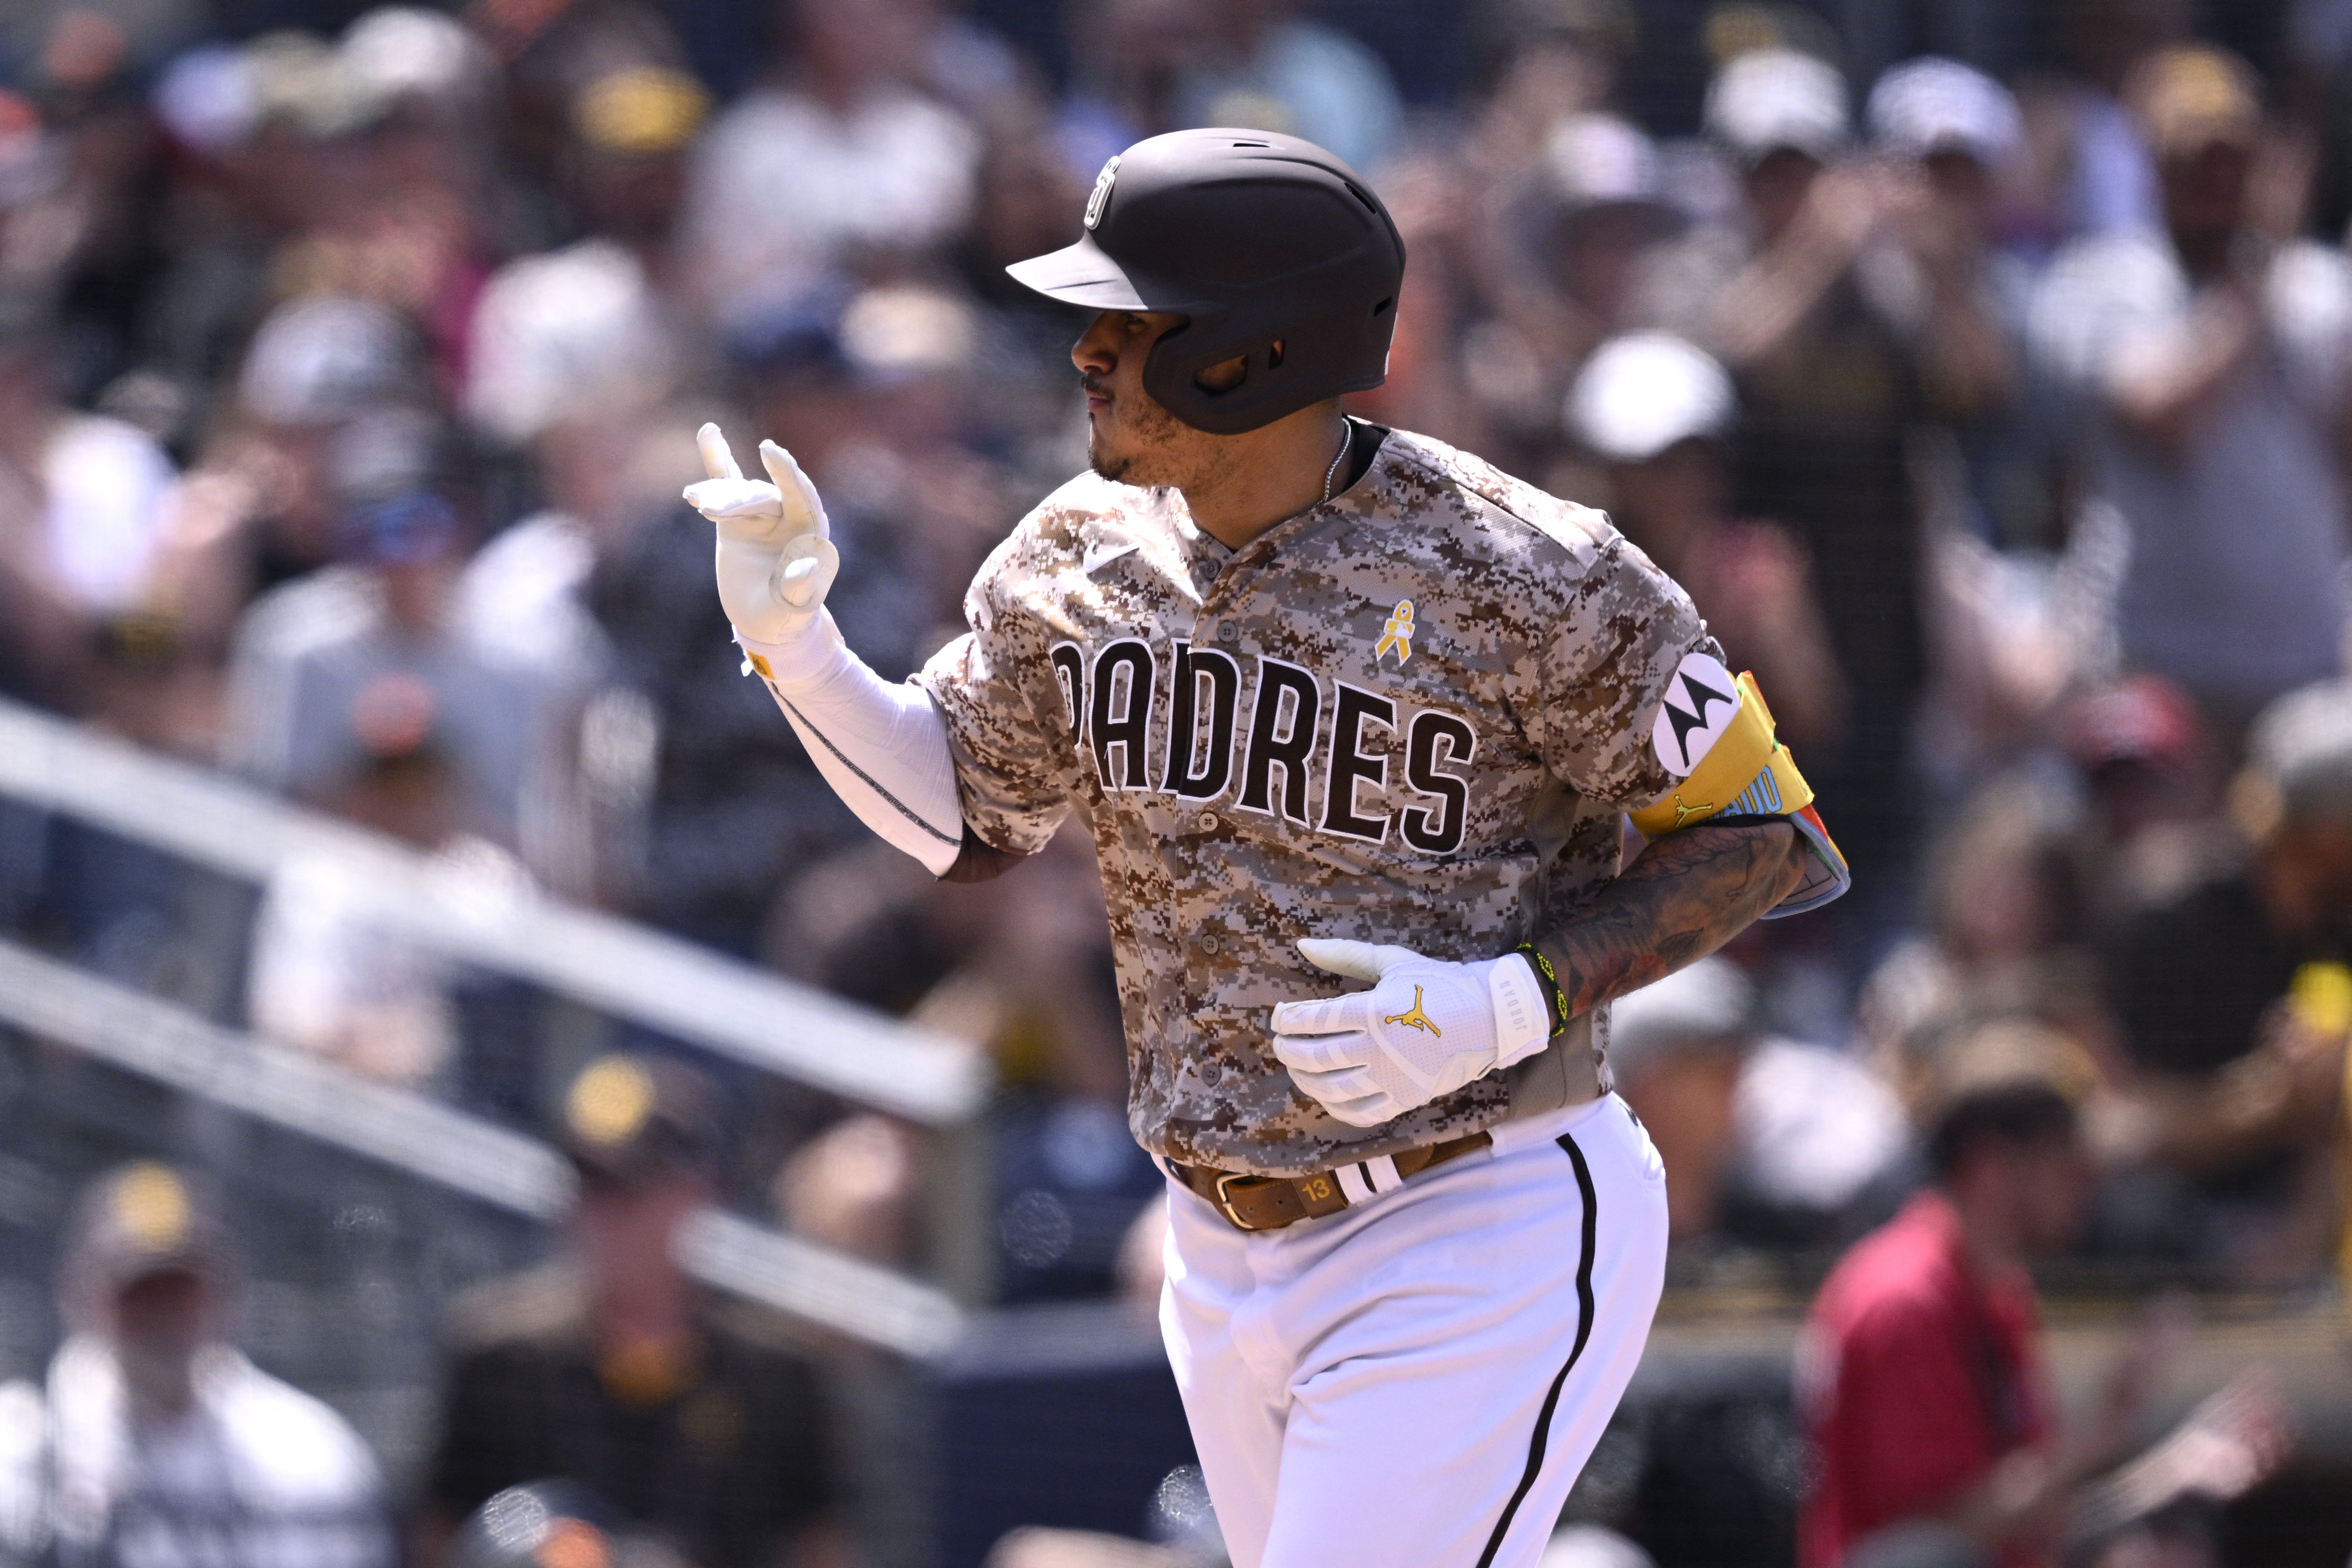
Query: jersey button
1197 812 1221 832
1202 935 1222 954
1216 623 1240 644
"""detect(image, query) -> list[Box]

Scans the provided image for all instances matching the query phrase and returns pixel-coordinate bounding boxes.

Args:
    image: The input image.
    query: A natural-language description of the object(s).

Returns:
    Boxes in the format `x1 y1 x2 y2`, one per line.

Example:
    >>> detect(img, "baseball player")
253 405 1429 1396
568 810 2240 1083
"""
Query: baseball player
684 129 1848 1568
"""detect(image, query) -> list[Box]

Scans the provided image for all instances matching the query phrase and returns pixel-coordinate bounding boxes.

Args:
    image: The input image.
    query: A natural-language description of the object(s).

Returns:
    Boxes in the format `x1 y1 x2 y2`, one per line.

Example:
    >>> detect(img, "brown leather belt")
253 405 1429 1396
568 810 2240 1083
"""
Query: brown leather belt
1174 1131 1495 1233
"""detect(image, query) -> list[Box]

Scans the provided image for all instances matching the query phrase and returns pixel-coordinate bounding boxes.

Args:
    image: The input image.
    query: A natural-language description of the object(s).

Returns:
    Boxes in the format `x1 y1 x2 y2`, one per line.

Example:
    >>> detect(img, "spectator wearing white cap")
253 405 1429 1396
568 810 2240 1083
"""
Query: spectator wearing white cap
0 298 181 722
1867 57 2028 407
1637 46 1935 953
1566 331 1845 756
1552 114 1684 359
190 293 430 610
1654 43 1859 357
460 237 677 697
1543 114 1680 378
1867 59 2053 549
1607 958 1758 1246
458 54 724 905
1460 111 1681 477
1870 57 2025 166
1708 46 1850 170
1608 958 1908 1247
1627 46 1855 385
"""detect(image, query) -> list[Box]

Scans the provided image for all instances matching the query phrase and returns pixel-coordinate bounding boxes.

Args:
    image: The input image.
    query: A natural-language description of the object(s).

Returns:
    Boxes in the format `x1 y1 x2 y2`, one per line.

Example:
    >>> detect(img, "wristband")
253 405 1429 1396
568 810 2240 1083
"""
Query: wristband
1512 942 1570 1037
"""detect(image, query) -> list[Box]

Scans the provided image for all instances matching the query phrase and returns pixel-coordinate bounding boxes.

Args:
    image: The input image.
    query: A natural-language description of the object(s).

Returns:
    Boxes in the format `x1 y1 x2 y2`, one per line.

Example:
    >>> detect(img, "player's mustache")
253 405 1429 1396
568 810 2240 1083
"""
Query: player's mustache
1081 374 1112 401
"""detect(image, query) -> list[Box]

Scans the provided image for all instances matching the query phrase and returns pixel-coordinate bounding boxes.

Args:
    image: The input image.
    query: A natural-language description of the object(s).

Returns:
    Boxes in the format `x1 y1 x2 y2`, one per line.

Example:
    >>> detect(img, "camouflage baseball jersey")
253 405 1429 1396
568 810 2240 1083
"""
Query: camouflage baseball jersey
919 423 1710 1176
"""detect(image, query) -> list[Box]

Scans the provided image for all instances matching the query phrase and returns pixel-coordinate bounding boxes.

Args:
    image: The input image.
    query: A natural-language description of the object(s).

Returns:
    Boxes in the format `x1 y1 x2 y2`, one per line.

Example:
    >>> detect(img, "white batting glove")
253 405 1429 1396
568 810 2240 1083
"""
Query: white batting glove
1269 940 1553 1128
682 422 840 647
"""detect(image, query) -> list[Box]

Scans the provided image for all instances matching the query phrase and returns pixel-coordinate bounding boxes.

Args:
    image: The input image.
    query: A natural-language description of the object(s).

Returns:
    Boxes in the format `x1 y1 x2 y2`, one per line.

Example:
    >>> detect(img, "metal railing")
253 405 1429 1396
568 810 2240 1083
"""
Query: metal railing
0 939 966 1358
0 696 995 1352
0 698 986 1124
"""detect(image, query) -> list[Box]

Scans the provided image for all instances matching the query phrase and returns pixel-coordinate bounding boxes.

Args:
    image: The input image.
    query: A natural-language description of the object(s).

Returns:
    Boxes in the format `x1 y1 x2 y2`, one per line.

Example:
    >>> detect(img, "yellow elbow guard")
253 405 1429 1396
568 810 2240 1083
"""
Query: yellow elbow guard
1628 671 1850 917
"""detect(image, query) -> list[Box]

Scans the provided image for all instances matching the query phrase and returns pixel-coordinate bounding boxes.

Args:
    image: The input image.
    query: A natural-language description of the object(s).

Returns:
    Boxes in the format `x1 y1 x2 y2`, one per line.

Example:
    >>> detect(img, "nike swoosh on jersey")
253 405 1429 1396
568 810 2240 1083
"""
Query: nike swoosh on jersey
1082 541 1140 576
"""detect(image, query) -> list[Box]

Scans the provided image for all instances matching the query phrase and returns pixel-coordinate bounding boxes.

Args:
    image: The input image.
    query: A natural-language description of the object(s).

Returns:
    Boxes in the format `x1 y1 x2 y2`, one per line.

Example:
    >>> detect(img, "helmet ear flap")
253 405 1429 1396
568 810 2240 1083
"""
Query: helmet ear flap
1142 293 1391 435
1140 309 1312 433
1142 312 1249 433
1192 337 1285 396
1144 337 1282 434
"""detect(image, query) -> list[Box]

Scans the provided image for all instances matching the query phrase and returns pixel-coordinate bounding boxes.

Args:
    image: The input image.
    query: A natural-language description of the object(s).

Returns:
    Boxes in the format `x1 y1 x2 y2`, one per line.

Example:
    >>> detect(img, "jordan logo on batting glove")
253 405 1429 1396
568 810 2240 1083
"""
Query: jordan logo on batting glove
1383 986 1440 1036
1271 941 1552 1127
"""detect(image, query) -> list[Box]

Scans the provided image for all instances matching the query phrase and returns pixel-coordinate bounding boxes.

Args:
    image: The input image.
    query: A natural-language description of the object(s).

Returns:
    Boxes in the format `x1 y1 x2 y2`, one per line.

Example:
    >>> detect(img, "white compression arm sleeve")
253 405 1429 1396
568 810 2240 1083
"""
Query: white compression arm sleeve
738 614 966 876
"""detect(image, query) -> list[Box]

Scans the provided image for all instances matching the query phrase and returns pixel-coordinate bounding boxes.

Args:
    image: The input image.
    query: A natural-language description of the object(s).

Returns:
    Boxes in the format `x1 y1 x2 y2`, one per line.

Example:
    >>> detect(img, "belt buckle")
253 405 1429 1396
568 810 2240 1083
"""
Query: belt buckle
1211 1171 1272 1232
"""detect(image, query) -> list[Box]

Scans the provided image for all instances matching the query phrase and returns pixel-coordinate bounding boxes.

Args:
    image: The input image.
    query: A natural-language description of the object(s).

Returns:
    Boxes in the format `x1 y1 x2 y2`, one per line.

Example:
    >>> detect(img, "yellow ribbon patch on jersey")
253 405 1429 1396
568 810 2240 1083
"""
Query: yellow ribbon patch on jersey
1374 599 1415 665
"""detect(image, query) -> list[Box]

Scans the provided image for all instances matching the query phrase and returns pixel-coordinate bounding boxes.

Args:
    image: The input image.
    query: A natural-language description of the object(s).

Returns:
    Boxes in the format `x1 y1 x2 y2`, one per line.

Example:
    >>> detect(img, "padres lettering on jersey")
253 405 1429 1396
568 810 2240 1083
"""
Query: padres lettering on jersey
1046 637 1478 853
920 426 1709 1176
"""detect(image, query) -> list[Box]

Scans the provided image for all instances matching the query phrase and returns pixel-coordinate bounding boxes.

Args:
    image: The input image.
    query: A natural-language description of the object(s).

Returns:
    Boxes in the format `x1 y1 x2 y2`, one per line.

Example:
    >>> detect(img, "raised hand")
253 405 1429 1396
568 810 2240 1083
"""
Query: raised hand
683 422 839 644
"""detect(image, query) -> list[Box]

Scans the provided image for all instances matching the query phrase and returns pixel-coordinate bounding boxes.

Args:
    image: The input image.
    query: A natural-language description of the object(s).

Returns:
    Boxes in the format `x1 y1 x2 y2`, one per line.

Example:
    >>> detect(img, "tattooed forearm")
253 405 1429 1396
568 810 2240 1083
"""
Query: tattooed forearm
1531 821 1805 1019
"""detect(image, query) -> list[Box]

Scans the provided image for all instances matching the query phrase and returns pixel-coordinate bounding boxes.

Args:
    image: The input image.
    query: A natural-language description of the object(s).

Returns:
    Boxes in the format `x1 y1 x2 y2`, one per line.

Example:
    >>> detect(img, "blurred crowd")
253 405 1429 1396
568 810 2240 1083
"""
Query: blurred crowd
8 0 2352 1562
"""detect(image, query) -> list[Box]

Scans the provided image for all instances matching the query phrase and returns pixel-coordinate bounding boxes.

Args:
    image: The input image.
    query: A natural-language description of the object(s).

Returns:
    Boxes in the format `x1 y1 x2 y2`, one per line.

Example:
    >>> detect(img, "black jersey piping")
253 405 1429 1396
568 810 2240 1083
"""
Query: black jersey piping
1473 1130 1599 1568
770 686 963 848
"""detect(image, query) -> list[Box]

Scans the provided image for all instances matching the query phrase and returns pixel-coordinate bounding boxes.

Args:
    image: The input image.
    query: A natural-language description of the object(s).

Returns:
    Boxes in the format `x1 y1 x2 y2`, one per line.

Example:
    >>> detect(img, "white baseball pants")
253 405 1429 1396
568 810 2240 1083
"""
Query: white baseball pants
1160 1093 1668 1568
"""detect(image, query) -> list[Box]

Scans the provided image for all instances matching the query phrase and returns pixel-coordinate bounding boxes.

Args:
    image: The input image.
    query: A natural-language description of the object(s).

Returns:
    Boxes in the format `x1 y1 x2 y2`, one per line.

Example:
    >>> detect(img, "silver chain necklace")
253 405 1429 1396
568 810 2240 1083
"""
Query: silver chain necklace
1321 419 1355 503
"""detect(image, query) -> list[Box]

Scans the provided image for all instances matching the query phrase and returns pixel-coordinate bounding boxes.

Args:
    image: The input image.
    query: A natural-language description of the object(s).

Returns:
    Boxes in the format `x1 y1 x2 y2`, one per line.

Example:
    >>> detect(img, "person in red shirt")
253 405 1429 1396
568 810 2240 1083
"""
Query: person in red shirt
1797 1024 2292 1568
1799 1028 2091 1568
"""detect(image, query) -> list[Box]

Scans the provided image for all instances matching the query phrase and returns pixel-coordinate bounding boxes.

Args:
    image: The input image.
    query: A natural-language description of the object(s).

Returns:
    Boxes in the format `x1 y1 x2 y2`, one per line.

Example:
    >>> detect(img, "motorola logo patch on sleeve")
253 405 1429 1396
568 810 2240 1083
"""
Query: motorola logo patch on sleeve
1650 651 1738 777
